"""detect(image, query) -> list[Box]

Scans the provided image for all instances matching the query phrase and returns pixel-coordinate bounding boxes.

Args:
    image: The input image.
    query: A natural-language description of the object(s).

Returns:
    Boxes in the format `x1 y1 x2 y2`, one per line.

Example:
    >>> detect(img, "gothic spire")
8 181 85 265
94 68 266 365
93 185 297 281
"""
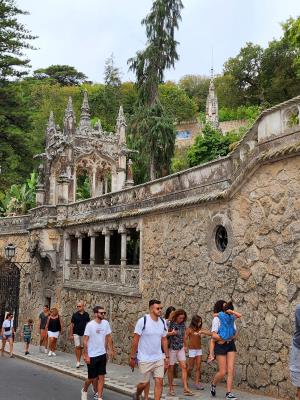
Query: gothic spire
47 111 56 131
206 67 219 129
79 90 91 130
116 105 126 130
63 96 76 135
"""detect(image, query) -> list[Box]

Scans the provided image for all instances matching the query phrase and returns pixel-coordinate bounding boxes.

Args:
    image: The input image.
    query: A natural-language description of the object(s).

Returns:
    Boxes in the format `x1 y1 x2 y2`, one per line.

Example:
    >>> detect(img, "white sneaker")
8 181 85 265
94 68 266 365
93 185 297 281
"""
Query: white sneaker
44 348 48 354
76 361 80 368
48 351 52 356
81 389 88 400
52 352 56 356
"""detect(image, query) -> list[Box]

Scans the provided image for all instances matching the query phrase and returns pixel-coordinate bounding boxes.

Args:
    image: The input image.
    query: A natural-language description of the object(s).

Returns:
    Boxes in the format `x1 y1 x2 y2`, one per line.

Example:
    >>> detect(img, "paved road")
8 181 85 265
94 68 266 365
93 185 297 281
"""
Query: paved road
0 355 130 400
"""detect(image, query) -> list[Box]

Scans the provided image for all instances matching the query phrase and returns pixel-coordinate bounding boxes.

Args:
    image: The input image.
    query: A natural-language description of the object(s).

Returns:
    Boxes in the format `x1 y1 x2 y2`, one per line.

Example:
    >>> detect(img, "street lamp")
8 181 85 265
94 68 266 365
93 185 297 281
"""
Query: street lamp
4 243 31 270
4 243 16 260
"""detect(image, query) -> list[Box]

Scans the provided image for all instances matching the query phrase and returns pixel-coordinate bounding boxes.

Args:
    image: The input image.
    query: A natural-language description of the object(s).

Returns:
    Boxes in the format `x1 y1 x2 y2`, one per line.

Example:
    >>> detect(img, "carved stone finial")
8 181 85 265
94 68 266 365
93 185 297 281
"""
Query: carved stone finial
79 90 91 130
47 111 55 130
94 119 103 133
116 105 126 130
64 96 76 135
125 158 134 188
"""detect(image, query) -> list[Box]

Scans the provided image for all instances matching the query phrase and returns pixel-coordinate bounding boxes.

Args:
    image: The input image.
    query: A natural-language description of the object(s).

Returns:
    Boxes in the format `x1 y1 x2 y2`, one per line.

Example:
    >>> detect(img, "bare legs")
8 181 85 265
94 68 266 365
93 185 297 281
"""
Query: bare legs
1 337 13 356
168 361 192 394
213 352 236 393
135 379 161 400
48 337 57 353
75 346 82 362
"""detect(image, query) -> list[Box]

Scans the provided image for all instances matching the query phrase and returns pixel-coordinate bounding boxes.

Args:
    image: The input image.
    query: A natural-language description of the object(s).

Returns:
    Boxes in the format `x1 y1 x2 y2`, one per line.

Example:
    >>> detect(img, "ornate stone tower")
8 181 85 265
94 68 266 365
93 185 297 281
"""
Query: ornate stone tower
35 91 133 206
205 68 219 130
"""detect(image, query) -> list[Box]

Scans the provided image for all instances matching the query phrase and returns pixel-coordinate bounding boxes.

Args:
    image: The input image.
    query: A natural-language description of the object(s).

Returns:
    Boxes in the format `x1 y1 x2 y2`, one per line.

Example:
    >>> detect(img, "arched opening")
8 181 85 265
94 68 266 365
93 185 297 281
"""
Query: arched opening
76 170 91 200
0 260 20 330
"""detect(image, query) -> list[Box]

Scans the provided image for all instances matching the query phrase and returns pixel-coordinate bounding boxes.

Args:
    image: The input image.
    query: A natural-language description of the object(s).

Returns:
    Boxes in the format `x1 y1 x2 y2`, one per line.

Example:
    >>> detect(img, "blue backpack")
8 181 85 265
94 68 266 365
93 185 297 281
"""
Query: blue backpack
218 312 236 340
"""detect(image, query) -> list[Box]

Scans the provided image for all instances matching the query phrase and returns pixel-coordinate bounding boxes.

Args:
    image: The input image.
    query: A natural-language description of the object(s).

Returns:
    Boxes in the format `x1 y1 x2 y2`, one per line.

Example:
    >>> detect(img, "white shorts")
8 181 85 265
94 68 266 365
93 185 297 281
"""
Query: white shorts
73 334 84 348
48 331 60 338
188 349 203 358
169 348 186 365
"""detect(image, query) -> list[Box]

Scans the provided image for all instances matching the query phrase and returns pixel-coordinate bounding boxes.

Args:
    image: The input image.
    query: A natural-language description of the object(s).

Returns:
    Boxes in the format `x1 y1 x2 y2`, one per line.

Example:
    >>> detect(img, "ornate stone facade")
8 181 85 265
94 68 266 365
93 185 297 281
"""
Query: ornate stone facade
206 68 219 129
1 95 300 398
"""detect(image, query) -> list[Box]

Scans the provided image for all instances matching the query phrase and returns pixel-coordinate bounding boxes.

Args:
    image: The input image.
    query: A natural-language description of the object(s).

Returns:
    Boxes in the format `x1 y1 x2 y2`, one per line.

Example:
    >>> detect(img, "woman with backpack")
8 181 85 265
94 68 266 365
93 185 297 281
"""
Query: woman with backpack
46 307 63 356
167 309 194 396
210 300 241 400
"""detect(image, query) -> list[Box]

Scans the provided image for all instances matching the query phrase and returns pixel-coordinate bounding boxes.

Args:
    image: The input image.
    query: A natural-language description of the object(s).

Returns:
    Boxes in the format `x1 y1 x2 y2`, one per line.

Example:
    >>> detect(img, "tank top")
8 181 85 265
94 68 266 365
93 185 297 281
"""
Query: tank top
187 328 201 349
48 317 61 332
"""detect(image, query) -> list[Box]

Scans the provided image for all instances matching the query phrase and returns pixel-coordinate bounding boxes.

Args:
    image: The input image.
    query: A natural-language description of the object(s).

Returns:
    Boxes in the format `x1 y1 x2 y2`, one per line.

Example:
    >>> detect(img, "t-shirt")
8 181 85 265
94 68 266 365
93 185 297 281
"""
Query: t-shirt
39 312 49 329
293 304 300 349
2 319 13 336
23 324 33 339
71 311 90 336
134 314 167 362
84 319 112 358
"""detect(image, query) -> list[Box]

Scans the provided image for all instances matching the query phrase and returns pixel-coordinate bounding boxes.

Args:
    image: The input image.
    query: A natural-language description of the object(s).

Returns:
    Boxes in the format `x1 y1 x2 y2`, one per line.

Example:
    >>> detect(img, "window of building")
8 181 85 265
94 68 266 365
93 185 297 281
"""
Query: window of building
215 225 228 252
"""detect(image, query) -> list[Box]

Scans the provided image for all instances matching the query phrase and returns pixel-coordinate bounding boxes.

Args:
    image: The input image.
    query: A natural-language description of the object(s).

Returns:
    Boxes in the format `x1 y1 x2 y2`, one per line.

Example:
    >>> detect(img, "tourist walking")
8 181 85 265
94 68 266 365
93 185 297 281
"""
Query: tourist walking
38 305 50 353
70 301 90 368
130 299 169 400
167 309 193 396
81 305 114 400
210 300 240 400
186 315 212 390
22 318 34 355
1 312 15 357
46 307 63 356
290 304 300 400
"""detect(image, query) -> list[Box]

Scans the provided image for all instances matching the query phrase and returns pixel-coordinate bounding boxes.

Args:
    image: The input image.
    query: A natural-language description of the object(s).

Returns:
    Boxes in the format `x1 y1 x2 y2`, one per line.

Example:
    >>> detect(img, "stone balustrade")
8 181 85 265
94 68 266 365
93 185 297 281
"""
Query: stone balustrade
68 264 140 289
0 215 31 234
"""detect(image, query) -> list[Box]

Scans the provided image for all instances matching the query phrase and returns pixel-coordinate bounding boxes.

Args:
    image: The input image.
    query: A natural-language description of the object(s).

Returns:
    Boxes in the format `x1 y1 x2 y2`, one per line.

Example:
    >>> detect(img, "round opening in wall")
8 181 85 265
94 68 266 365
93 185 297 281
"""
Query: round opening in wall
215 225 228 252
27 282 32 297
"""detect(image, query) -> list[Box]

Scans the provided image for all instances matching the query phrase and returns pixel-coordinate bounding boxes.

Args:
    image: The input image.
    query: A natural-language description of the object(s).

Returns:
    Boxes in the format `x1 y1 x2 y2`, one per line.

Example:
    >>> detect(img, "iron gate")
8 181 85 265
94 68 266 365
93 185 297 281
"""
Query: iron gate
0 262 20 329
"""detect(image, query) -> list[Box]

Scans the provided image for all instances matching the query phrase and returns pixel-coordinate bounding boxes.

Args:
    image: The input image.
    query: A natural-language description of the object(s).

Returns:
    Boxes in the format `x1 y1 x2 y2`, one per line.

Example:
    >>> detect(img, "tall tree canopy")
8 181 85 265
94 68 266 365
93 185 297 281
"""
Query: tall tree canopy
0 0 36 81
128 0 184 181
33 64 87 86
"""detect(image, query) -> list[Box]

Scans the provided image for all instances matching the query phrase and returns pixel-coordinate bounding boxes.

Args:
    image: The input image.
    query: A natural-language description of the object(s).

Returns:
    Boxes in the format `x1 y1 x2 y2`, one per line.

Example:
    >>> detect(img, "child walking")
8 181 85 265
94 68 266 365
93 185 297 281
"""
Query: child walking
22 319 34 355
208 301 241 362
185 315 212 390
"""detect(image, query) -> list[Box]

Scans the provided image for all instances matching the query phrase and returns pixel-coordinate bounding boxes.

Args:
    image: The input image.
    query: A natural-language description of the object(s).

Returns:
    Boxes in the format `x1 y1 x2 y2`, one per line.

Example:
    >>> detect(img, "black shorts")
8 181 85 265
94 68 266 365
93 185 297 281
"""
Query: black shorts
214 340 237 355
87 354 107 379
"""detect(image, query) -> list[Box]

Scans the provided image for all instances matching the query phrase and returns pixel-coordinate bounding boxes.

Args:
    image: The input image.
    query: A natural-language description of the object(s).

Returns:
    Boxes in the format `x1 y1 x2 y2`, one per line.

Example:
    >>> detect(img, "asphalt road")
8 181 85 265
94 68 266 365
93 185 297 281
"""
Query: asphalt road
0 355 130 400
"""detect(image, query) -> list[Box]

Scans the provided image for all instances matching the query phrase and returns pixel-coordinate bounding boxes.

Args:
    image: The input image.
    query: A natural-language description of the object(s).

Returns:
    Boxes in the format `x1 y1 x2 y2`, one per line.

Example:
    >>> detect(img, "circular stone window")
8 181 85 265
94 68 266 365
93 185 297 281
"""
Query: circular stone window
215 225 228 252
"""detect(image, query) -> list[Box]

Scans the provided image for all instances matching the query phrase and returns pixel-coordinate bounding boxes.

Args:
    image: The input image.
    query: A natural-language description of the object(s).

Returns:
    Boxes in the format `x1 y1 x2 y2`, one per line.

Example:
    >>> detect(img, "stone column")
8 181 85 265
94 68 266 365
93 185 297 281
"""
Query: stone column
76 232 82 265
118 225 127 284
88 230 96 266
104 177 108 194
91 167 96 198
36 184 46 207
102 228 111 265
63 232 71 281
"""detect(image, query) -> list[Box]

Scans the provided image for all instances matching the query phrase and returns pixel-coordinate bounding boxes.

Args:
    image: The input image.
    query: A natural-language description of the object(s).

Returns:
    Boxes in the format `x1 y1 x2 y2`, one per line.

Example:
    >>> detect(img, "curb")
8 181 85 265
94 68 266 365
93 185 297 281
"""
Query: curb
10 351 178 400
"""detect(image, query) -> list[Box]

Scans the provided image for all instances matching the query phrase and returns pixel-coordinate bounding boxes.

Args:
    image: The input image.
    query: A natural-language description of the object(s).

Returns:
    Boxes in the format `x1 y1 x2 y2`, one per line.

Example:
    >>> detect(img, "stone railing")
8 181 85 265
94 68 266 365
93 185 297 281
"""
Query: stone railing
28 205 57 229
68 264 139 289
0 215 30 234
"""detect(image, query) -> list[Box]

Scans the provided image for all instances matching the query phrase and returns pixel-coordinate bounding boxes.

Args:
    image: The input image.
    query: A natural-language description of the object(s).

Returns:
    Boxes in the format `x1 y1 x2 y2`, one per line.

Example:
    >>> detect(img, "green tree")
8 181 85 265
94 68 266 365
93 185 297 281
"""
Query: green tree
128 0 184 180
159 81 198 121
104 54 121 86
33 65 87 86
283 16 300 78
0 0 36 81
179 75 210 112
187 124 243 167
224 42 264 105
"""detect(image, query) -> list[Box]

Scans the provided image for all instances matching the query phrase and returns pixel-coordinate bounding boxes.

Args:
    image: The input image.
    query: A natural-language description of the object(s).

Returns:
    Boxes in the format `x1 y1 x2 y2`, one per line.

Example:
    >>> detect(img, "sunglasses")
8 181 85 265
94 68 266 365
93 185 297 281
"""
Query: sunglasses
76 305 82 308
98 311 106 315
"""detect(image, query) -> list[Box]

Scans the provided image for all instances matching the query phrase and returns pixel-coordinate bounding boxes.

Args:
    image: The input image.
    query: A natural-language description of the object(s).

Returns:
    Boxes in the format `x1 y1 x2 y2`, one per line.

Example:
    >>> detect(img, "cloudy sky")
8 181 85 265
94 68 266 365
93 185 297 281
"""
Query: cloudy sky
18 0 300 83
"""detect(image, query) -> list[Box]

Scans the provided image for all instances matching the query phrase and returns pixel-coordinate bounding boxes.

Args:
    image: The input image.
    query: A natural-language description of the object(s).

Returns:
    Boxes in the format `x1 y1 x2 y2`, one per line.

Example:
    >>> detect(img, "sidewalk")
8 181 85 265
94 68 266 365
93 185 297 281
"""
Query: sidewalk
7 342 278 400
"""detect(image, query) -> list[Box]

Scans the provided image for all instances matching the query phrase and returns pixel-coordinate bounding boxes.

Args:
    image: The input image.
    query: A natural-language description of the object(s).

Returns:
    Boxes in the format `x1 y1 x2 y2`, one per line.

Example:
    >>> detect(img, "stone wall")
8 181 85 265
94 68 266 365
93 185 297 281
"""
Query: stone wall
1 95 300 398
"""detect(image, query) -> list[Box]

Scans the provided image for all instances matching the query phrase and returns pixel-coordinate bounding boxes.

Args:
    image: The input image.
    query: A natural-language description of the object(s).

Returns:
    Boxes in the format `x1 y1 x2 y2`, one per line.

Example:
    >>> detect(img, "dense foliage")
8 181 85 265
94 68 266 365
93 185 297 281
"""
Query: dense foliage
0 1 300 214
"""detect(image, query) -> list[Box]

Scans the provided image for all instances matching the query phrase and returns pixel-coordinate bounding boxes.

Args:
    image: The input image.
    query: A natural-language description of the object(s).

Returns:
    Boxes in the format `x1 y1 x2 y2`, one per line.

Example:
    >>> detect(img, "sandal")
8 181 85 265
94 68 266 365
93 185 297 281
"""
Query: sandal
183 389 194 396
168 390 176 396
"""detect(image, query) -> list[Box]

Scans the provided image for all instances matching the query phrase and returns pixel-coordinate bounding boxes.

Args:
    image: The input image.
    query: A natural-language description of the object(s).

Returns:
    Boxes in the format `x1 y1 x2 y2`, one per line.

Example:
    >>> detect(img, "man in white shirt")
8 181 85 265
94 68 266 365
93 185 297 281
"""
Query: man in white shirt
81 305 114 400
130 299 169 400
